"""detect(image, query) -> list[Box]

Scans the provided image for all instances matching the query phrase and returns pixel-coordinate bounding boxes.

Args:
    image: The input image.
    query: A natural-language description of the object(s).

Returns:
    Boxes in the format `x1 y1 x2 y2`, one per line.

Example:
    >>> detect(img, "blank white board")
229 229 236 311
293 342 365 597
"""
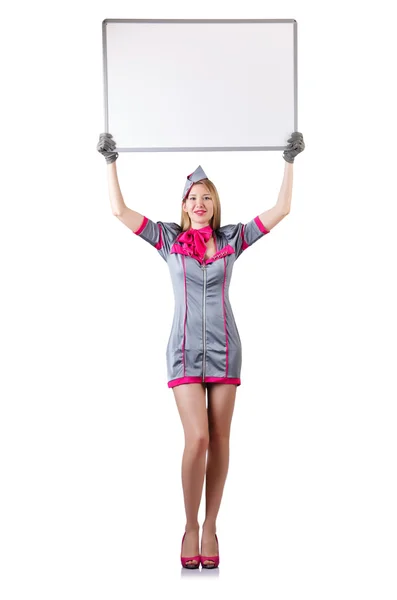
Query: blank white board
102 19 297 152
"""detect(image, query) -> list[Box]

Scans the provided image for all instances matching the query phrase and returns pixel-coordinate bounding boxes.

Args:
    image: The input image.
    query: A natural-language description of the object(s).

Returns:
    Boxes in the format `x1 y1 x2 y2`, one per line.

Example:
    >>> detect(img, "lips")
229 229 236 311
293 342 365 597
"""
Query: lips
195 210 206 214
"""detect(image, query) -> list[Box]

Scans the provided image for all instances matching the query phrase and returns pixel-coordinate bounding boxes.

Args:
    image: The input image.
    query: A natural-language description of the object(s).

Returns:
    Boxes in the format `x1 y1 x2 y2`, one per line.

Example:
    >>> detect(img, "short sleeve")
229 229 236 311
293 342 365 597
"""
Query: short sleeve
218 215 270 261
133 215 182 262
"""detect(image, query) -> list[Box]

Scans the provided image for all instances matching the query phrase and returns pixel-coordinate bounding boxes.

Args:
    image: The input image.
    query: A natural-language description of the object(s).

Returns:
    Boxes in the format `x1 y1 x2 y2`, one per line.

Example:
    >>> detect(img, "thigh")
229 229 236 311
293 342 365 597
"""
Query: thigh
173 383 209 441
206 384 237 438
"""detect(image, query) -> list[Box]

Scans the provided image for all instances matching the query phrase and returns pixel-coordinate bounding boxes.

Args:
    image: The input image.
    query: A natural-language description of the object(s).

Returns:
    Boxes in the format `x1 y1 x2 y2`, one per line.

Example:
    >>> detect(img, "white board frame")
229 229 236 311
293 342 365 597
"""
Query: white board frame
102 18 298 153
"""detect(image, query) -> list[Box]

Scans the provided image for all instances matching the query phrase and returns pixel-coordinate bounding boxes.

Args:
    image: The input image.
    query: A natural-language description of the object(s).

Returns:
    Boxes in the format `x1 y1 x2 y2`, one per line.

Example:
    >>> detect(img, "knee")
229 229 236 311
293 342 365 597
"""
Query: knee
209 431 230 445
186 432 209 455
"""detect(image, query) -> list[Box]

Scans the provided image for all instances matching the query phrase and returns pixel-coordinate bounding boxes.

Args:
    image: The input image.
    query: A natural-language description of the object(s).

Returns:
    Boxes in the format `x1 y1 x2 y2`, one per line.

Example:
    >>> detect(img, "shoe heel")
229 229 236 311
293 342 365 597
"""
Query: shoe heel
180 532 200 569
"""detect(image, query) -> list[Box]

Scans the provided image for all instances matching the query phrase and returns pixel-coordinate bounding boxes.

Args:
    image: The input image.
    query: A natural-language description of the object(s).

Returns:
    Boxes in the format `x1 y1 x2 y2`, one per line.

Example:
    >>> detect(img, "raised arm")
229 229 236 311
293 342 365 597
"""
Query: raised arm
107 161 145 233
257 161 293 231
257 131 306 230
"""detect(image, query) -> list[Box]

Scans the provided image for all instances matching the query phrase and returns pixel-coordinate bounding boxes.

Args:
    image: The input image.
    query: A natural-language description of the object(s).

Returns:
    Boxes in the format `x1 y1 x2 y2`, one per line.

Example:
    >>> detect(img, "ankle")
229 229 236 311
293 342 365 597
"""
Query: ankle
202 520 216 533
185 522 200 532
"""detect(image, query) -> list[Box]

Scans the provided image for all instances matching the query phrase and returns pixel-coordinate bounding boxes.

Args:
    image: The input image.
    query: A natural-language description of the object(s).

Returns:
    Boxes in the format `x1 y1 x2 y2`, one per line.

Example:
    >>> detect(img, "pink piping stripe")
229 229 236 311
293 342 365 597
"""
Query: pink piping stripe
133 215 164 249
182 255 187 377
170 243 235 264
254 215 270 234
204 377 240 384
134 215 148 235
168 376 241 388
241 224 249 251
222 257 228 377
155 223 163 250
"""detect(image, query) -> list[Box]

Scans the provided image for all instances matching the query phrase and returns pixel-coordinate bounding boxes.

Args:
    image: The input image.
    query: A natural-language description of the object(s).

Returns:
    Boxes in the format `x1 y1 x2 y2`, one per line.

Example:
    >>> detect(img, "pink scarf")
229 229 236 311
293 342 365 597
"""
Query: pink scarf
177 225 213 261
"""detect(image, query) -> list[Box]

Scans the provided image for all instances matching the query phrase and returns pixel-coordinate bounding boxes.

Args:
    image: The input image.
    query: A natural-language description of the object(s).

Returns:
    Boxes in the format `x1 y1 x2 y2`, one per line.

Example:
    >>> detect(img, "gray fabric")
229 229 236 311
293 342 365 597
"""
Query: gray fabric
282 131 305 163
97 133 119 164
182 165 208 200
133 216 269 388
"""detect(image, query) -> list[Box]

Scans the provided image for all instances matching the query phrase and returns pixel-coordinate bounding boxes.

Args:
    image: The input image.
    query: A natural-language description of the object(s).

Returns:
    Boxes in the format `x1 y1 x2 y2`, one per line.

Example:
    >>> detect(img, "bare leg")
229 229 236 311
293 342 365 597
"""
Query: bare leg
173 383 209 566
201 383 236 566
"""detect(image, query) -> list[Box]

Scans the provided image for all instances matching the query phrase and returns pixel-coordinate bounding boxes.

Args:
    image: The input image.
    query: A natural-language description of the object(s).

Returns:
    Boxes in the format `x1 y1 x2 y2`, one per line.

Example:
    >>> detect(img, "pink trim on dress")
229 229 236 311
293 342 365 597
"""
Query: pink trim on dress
207 244 234 263
170 243 235 264
182 255 187 377
133 216 148 235
241 224 249 251
254 215 270 234
155 223 163 250
133 215 163 249
168 376 241 388
222 258 228 377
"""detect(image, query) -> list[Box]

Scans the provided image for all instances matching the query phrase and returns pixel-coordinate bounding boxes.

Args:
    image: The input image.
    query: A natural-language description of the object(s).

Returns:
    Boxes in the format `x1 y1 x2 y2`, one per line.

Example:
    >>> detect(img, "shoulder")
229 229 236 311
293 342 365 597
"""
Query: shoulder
216 223 244 240
157 221 182 237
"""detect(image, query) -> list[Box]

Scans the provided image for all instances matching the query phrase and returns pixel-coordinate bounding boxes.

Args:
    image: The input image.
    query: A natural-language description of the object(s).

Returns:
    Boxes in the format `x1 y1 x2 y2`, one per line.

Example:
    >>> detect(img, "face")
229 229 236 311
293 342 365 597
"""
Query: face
183 183 214 229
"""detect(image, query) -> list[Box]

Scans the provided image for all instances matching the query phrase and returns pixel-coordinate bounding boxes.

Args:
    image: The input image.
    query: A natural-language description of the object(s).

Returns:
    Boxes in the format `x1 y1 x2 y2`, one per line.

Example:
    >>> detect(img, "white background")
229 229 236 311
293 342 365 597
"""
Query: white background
1 0 396 599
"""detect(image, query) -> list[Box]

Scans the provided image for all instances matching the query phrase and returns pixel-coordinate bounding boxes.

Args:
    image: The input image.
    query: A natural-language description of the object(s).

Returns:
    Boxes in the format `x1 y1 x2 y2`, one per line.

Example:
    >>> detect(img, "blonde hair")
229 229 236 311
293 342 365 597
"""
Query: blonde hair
180 179 221 231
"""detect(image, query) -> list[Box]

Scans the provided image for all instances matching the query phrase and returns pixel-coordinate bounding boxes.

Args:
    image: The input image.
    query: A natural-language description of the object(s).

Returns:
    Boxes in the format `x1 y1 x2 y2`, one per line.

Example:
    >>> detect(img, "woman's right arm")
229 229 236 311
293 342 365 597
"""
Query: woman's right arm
107 161 144 233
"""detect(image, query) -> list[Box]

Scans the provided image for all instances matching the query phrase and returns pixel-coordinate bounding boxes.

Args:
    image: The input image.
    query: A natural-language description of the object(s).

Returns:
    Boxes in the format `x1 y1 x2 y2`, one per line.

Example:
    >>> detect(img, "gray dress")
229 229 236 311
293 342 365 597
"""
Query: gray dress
133 215 270 388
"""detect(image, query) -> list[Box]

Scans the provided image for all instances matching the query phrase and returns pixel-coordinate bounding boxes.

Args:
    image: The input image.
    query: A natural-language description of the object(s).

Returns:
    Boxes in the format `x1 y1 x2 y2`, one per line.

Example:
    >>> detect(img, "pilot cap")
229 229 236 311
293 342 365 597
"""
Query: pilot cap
182 165 208 201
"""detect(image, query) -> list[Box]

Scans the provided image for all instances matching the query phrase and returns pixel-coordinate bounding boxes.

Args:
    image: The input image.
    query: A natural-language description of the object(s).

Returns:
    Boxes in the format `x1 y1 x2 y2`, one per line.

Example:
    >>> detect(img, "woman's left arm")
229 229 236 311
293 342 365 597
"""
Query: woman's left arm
257 161 293 231
257 132 305 231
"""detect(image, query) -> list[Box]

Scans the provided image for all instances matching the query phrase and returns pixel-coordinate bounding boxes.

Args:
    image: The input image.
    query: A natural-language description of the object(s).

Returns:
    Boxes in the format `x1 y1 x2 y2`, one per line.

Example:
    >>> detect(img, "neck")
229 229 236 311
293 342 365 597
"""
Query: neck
190 222 212 230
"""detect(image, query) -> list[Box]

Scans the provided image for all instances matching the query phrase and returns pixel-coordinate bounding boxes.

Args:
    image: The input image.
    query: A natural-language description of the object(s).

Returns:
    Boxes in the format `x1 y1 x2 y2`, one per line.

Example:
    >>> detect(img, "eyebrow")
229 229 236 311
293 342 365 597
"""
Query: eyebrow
189 193 211 197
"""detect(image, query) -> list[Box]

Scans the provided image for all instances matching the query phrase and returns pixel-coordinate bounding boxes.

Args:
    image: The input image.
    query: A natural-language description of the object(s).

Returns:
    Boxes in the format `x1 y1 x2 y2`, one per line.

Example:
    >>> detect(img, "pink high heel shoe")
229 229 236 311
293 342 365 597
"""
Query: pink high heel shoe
200 533 220 568
180 532 200 569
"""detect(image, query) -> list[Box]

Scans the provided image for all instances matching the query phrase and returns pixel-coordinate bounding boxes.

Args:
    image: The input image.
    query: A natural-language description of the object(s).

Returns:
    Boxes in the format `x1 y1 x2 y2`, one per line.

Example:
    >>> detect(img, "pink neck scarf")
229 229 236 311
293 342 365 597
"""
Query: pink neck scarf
177 225 213 260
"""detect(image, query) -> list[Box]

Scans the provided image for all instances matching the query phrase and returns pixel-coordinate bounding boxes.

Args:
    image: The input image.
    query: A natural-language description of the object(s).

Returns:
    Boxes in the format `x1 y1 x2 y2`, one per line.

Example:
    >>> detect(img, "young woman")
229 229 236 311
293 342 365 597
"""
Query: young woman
97 131 305 568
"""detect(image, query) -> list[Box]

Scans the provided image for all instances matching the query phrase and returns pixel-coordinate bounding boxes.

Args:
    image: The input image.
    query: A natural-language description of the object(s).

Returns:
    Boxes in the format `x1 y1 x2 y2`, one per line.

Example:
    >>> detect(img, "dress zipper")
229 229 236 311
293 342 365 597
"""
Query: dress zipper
201 263 207 382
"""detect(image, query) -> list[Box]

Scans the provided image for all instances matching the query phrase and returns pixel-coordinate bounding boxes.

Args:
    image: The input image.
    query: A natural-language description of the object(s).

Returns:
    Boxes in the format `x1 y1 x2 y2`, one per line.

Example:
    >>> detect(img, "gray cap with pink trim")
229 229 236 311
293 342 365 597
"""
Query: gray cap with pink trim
182 165 208 201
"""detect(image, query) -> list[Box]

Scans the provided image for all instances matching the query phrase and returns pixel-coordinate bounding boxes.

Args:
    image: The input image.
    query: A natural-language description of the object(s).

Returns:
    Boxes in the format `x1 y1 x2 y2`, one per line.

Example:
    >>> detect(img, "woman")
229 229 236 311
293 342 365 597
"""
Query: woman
97 131 305 568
